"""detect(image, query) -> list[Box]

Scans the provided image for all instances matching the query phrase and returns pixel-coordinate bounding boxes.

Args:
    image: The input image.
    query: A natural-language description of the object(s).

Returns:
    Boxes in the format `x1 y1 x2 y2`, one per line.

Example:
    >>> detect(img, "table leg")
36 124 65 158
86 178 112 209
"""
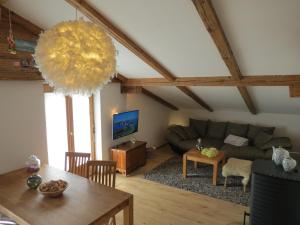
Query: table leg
183 154 187 178
124 195 133 225
213 162 218 186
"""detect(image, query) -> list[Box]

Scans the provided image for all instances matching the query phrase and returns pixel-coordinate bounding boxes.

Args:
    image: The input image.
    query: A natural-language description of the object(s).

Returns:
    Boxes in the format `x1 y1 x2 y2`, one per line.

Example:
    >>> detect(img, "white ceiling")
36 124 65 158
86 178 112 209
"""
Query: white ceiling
4 0 300 114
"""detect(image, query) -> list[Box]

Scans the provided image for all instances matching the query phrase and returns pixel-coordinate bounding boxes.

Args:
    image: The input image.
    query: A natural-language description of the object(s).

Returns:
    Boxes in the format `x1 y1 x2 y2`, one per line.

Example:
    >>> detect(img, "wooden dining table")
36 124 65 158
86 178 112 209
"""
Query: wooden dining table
0 166 133 225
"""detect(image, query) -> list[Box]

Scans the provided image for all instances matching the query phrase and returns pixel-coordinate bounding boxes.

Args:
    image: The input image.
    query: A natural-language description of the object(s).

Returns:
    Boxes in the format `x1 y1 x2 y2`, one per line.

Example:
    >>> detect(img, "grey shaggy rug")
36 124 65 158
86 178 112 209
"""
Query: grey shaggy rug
144 157 250 206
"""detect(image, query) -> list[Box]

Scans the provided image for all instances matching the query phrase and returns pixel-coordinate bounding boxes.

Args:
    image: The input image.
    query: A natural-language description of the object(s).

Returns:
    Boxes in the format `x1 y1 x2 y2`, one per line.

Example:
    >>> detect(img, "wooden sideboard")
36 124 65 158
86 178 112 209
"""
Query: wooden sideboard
111 141 147 176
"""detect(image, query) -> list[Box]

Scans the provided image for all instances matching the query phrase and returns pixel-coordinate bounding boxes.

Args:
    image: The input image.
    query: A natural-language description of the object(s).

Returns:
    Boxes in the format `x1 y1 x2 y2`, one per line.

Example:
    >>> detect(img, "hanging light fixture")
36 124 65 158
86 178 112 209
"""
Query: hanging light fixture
35 18 116 95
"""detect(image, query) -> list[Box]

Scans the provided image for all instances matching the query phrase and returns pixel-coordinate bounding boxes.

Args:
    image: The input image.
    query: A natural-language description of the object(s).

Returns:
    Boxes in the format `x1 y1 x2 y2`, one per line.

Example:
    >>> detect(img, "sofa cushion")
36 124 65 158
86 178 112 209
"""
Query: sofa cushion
177 139 198 151
202 138 224 149
247 124 275 143
169 125 189 140
254 131 273 148
221 144 265 161
224 134 249 147
259 137 292 150
189 119 207 137
225 122 248 137
206 121 227 139
183 126 198 139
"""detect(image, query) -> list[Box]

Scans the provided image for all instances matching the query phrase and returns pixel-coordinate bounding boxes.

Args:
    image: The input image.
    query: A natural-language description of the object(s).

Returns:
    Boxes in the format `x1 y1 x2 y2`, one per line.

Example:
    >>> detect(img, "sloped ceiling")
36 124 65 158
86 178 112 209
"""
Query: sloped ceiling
4 0 300 114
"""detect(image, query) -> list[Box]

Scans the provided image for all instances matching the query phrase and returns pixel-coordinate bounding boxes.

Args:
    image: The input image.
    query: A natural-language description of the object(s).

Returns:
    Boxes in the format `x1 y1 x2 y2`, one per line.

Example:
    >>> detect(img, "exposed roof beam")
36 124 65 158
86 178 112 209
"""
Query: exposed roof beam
192 0 256 114
177 86 212 112
0 71 42 80
141 88 179 111
65 0 213 112
289 85 300 97
0 6 43 36
120 85 179 111
237 86 256 114
122 75 300 87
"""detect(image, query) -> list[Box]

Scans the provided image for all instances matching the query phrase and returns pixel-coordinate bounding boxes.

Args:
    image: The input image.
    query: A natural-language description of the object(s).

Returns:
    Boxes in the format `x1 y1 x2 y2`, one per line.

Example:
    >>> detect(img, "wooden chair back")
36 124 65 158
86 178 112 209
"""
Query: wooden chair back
65 152 91 177
86 160 117 188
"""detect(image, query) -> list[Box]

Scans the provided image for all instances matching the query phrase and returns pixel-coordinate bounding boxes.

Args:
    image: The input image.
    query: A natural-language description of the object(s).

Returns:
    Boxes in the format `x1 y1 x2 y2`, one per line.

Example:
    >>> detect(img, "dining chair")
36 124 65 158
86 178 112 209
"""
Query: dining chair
65 152 91 177
86 160 117 225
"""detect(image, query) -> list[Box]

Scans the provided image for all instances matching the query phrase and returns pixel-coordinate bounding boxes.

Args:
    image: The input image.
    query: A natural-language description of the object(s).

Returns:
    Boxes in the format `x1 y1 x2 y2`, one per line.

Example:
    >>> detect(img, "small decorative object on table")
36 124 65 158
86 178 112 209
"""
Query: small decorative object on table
195 138 202 151
26 155 41 173
27 174 42 189
201 147 219 158
282 157 297 172
272 146 289 166
39 179 68 197
130 137 136 144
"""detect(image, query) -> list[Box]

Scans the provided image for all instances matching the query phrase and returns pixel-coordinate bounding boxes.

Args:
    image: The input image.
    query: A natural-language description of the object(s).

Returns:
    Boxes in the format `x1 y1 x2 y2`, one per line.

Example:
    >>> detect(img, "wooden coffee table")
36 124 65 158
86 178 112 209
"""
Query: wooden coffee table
183 148 225 185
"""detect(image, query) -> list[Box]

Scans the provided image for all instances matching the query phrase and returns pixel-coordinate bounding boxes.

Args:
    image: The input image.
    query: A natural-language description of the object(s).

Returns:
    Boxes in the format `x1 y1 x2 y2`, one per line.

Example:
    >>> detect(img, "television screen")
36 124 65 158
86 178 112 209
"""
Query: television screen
112 110 139 140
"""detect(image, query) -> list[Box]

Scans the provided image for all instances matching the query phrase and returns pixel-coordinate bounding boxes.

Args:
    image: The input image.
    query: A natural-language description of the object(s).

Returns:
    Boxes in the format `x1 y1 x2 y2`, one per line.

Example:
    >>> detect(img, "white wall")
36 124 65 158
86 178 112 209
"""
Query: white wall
126 93 171 149
0 81 48 174
98 83 128 160
169 109 300 151
95 83 172 160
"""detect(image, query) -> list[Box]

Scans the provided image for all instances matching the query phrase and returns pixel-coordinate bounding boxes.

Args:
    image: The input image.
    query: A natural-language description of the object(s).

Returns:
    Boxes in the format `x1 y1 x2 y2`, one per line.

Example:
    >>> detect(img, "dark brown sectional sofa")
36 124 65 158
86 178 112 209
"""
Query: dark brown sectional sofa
166 118 292 161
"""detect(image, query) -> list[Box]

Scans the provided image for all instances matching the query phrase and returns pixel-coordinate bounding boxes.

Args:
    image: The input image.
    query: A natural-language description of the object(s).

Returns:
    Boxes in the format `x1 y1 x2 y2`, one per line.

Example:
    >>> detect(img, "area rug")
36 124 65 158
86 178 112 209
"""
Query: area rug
144 157 250 206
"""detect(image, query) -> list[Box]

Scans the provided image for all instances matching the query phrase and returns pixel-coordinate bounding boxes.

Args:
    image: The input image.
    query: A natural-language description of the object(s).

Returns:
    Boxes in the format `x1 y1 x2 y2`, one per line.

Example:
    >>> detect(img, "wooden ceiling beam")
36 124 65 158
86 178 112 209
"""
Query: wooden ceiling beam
120 85 179 111
177 86 212 112
65 0 213 112
141 88 179 111
121 75 300 87
0 71 42 80
289 85 300 97
192 0 257 114
0 6 43 36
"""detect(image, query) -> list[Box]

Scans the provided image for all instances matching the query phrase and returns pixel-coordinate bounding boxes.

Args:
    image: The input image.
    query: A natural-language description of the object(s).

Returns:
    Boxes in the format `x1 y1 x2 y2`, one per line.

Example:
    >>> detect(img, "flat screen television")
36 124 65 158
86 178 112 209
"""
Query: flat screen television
112 110 139 140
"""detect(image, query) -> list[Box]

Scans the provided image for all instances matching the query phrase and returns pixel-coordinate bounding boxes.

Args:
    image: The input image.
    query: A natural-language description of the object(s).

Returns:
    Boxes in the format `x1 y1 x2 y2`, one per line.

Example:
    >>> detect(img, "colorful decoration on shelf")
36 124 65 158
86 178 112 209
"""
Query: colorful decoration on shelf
27 174 42 189
201 147 219 158
26 155 41 173
7 9 16 54
15 39 37 53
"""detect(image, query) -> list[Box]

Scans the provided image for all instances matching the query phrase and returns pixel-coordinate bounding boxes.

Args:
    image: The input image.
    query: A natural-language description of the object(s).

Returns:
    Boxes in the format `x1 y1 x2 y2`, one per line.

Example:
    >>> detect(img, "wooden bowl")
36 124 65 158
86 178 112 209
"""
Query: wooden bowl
39 180 68 198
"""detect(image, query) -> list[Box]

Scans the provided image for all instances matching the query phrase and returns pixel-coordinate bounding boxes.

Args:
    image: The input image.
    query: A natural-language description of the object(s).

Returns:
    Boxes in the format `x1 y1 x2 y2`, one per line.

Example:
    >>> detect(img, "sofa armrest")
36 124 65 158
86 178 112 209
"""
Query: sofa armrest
259 137 292 150
166 132 182 145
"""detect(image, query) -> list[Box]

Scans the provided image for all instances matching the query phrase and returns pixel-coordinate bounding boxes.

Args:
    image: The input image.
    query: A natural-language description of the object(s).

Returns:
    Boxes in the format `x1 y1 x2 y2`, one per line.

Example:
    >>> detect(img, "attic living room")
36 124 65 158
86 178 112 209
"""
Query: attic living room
1 0 300 225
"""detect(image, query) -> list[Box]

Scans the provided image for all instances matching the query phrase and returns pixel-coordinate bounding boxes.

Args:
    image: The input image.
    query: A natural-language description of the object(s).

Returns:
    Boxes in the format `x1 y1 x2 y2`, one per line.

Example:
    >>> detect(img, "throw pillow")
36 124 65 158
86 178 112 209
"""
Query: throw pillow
224 134 249 147
247 125 275 143
183 126 198 139
206 121 228 139
189 118 208 137
225 122 249 137
254 131 273 148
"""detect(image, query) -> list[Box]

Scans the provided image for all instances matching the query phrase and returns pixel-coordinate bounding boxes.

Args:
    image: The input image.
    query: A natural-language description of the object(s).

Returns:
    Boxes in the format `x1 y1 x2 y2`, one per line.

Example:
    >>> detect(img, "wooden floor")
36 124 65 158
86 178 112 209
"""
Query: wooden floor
115 145 248 225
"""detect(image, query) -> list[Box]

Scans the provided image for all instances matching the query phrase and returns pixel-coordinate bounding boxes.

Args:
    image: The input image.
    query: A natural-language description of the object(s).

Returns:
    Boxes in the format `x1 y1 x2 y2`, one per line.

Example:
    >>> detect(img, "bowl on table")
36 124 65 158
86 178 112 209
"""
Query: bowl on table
39 179 68 197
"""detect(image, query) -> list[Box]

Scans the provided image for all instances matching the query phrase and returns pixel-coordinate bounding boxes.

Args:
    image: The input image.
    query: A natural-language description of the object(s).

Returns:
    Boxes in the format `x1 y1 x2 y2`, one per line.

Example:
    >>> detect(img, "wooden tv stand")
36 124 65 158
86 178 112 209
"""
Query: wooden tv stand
111 141 147 176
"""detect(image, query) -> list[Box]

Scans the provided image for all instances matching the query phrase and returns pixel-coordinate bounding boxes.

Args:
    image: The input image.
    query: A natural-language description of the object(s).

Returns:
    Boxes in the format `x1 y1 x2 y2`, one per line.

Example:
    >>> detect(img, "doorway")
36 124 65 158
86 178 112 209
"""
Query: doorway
44 86 95 169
